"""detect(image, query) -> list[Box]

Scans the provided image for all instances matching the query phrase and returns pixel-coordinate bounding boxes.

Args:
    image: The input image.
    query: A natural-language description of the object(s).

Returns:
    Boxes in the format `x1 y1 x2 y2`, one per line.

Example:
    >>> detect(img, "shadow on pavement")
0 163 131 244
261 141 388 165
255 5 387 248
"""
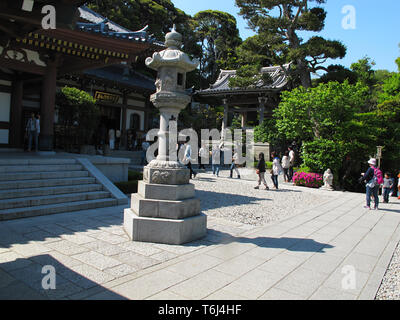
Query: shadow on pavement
0 254 127 300
205 229 333 253
196 190 272 211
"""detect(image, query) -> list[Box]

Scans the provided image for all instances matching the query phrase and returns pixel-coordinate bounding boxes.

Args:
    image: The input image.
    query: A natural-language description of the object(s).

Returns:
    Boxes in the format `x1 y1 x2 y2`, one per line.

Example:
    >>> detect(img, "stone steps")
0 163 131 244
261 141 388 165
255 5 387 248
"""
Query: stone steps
0 158 125 220
0 191 111 210
0 164 83 173
0 170 89 181
0 159 77 166
0 198 118 221
0 177 96 190
0 184 103 200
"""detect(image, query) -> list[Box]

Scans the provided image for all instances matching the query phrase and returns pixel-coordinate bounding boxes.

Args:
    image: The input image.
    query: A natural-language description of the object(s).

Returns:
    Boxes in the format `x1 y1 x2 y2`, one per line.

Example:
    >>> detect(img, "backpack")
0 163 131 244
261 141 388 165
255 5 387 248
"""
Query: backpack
374 167 384 185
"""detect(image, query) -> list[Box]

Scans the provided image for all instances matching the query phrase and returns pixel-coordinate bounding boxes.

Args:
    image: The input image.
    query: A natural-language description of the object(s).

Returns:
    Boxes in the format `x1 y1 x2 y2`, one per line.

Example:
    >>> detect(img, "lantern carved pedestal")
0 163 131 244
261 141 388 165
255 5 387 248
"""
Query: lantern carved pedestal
123 26 206 245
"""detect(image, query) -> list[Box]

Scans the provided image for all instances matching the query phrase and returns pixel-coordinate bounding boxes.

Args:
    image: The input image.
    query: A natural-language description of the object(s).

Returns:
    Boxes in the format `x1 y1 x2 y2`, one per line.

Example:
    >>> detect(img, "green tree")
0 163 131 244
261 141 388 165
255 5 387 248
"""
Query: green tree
314 65 357 85
192 10 242 87
271 81 374 187
350 57 377 89
86 0 187 40
234 0 346 88
56 87 99 147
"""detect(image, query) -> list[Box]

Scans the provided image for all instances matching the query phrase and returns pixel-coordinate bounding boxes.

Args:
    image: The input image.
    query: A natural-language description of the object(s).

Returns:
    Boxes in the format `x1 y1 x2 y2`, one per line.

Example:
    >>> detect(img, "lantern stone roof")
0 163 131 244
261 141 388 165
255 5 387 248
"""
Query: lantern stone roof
76 6 163 46
197 64 291 96
145 25 199 72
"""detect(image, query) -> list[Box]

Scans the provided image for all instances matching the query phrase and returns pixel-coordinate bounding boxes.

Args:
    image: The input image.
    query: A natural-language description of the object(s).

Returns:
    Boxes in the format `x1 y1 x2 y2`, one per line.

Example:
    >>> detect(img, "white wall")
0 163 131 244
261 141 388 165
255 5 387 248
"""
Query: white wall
127 99 145 108
0 92 11 122
126 109 144 131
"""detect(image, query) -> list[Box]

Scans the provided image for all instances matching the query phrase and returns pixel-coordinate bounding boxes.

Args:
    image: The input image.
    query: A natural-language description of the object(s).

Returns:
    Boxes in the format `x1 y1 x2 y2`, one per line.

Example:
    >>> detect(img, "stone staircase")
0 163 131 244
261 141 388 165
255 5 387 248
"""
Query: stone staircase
0 159 123 220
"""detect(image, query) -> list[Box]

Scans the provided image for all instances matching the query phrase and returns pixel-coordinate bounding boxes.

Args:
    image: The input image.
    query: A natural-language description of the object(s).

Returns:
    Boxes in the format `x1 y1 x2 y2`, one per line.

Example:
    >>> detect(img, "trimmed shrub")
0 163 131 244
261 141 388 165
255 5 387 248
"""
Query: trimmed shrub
128 170 143 181
115 180 139 194
295 165 312 174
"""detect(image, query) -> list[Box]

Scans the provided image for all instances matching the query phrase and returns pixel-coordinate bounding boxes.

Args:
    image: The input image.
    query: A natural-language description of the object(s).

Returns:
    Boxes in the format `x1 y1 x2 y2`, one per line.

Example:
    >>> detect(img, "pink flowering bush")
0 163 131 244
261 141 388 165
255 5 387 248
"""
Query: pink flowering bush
293 172 323 188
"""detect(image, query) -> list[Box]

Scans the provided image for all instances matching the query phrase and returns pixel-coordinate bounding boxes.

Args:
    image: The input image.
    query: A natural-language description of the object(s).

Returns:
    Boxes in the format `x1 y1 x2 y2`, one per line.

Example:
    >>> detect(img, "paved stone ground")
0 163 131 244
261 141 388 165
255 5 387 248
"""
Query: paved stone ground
0 172 399 300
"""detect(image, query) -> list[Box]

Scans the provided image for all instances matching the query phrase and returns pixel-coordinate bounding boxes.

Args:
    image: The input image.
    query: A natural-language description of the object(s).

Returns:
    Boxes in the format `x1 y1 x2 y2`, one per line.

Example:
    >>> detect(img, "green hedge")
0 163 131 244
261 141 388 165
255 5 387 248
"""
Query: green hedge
115 180 139 194
252 161 273 169
115 170 143 194
128 170 143 181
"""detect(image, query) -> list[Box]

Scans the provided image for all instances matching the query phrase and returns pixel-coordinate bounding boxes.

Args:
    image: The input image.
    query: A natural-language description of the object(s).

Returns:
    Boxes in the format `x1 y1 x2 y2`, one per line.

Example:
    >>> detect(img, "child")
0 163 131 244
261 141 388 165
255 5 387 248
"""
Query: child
382 173 393 203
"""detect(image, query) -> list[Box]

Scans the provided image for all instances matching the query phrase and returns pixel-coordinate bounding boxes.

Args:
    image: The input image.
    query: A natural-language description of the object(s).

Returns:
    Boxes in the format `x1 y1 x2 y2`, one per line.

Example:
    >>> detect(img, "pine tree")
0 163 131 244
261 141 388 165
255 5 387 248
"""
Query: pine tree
234 0 346 88
192 10 242 87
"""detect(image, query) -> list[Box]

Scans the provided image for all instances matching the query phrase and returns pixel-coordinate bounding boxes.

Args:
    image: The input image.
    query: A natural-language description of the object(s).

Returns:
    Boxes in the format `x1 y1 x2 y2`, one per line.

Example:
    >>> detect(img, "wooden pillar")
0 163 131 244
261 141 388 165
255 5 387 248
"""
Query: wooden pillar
241 112 247 128
121 92 128 150
222 98 229 140
258 97 265 125
9 78 23 148
40 59 58 151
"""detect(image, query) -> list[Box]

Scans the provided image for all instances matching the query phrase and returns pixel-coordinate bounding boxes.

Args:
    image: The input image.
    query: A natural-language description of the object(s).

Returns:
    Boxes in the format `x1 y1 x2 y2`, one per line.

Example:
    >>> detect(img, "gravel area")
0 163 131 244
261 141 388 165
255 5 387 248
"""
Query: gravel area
376 240 400 300
193 170 336 226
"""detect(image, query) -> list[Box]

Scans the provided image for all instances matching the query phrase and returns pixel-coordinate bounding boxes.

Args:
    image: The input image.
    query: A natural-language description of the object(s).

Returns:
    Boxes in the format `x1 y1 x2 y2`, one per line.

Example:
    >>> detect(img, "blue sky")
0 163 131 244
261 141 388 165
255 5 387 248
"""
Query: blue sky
171 0 400 72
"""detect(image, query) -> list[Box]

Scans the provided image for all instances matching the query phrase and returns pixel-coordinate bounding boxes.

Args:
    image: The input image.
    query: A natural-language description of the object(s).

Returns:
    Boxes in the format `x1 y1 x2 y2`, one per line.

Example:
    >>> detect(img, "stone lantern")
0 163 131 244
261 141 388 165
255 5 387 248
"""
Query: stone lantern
123 25 207 245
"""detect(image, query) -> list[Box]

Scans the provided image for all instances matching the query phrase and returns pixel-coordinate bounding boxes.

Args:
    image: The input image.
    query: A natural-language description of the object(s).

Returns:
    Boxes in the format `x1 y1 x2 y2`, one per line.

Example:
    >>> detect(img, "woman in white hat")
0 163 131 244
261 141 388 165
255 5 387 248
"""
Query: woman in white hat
360 158 379 210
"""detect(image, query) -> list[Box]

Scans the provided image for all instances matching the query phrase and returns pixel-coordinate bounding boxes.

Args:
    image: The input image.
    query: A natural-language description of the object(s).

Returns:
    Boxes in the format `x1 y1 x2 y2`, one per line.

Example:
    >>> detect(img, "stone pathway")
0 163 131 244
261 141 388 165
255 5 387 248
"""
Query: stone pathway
0 176 399 300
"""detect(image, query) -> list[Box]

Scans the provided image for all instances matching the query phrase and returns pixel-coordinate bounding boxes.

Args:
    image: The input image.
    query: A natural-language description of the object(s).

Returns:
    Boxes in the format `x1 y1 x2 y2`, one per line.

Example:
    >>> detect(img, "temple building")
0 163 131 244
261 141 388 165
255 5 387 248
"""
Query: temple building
0 1 162 151
194 64 290 132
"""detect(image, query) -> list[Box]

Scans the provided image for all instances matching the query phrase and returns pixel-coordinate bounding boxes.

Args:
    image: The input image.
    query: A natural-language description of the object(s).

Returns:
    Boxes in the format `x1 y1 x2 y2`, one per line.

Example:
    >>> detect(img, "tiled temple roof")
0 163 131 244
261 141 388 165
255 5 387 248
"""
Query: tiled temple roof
84 65 156 92
76 6 163 46
197 64 290 95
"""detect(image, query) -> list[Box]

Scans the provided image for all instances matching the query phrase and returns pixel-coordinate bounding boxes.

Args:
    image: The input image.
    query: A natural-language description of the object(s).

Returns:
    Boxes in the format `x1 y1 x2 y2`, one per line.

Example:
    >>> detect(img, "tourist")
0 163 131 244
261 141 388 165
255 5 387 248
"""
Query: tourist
382 172 393 203
132 130 137 150
281 151 290 182
26 113 38 152
109 127 116 150
115 129 121 150
219 142 225 169
254 152 269 190
100 123 107 150
198 143 207 170
360 158 379 210
230 149 241 179
183 136 196 179
36 114 40 150
271 151 283 189
211 144 220 177
288 146 295 182
398 172 400 200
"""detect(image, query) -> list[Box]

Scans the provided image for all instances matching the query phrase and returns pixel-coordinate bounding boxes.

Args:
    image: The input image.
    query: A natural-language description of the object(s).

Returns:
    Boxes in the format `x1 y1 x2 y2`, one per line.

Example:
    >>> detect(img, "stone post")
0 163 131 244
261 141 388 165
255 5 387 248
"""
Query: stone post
123 26 207 245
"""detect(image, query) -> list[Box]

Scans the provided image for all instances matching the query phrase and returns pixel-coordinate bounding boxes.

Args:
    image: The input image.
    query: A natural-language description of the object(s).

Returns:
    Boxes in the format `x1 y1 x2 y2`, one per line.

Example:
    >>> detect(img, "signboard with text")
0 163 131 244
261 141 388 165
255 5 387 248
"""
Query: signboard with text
94 91 120 104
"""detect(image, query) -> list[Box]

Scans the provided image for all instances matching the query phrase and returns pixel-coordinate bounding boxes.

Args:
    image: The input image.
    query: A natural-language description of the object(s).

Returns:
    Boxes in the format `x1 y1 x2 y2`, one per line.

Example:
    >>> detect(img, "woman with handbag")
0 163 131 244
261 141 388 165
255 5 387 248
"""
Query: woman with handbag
254 152 269 190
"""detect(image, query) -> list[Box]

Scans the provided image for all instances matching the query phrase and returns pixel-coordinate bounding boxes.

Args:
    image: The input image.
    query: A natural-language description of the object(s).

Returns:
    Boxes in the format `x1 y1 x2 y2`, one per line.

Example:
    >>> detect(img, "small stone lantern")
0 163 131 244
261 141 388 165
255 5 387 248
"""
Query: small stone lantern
123 26 207 245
